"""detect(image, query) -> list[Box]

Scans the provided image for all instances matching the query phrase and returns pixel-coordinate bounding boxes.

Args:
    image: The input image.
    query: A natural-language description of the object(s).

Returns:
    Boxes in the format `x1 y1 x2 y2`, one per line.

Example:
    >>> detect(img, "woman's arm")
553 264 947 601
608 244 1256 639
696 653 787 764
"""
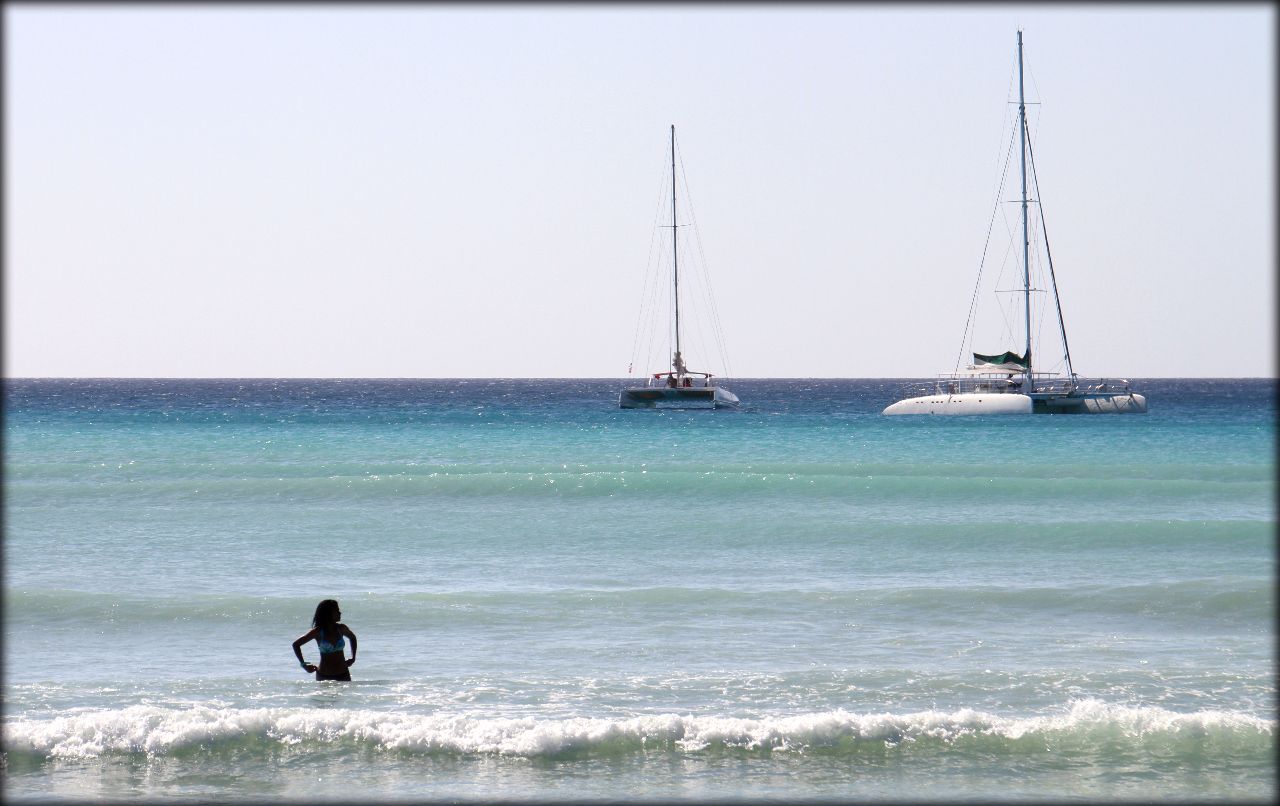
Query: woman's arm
292 629 318 673
342 624 357 666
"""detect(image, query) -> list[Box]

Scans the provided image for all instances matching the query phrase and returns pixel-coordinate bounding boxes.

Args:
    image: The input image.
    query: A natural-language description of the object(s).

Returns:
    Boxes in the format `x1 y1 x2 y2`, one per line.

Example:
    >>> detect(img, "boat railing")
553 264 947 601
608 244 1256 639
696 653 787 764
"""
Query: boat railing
894 374 1137 401
1054 377 1136 396
898 373 1028 397
1027 376 1138 396
1027 376 1076 395
896 371 1135 399
645 372 715 389
893 380 941 399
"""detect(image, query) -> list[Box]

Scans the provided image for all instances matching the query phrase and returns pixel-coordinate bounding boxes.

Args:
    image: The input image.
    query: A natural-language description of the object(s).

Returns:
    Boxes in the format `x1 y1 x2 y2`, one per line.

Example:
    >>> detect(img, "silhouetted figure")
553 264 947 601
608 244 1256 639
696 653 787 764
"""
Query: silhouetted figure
292 599 357 681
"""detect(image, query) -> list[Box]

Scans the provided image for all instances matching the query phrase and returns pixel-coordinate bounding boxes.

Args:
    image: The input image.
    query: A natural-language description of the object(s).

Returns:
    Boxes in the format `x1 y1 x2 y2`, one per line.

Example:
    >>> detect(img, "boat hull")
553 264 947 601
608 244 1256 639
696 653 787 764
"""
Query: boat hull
883 390 1148 415
619 386 740 409
1031 392 1147 414
882 393 1033 415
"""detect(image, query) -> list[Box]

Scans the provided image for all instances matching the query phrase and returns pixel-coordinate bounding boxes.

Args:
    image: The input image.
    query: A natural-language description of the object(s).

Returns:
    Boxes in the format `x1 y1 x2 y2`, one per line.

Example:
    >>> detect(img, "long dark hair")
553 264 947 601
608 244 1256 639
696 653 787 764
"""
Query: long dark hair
312 599 340 639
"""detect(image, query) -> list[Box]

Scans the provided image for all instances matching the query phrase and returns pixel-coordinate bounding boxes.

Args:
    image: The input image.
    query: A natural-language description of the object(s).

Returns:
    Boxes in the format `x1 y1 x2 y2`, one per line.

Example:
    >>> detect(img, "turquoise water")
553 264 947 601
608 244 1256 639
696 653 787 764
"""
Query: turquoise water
3 378 1274 801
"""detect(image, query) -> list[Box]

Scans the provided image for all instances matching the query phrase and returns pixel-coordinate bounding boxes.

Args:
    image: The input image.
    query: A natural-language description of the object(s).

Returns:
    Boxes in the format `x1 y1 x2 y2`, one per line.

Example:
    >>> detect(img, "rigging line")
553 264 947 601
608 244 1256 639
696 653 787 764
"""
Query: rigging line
690 206 733 377
1022 51 1046 182
689 207 732 377
648 262 668 373
993 187 1019 291
641 244 667 376
688 273 717 380
677 144 734 378
697 254 730 377
1030 235 1048 369
677 146 730 376
680 201 723 379
967 89 1022 361
994 238 1020 349
996 50 1020 171
633 218 665 374
697 239 733 377
638 257 660 374
628 158 674 374
683 228 716 376
1028 245 1064 376
1024 117 1075 378
672 217 706 369
641 181 673 376
955 119 1018 376
1025 54 1042 115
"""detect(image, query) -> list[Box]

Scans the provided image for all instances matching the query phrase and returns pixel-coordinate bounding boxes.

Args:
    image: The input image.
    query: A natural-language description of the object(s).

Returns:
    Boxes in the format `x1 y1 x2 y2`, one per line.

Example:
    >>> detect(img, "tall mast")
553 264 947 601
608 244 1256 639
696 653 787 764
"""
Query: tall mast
1017 30 1033 390
671 124 682 374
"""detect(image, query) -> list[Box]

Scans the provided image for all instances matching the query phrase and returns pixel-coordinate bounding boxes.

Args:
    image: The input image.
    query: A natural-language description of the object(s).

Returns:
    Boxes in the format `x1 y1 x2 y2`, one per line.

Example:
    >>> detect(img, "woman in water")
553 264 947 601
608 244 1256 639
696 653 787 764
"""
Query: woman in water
293 599 357 681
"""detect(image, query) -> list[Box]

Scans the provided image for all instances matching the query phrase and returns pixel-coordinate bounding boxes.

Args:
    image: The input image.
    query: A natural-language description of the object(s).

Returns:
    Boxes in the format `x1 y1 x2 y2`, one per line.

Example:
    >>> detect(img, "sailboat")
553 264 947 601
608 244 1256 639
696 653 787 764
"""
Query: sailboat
620 126 740 410
884 31 1147 416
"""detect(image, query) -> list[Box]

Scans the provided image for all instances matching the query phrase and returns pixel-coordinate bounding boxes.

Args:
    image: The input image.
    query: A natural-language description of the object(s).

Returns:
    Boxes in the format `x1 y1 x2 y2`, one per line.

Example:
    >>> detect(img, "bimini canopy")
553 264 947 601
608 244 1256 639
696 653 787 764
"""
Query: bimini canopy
972 350 1029 372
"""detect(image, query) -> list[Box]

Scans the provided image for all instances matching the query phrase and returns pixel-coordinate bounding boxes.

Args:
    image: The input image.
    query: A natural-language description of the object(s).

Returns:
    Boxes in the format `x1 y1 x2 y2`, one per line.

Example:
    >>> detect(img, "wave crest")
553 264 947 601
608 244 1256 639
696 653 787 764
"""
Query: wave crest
4 700 1273 762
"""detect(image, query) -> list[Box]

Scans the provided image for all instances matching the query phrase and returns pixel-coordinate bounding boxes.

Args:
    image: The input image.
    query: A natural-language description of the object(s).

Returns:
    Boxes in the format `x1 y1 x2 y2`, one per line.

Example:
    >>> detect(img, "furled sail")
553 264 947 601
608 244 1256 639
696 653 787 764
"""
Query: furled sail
673 351 688 375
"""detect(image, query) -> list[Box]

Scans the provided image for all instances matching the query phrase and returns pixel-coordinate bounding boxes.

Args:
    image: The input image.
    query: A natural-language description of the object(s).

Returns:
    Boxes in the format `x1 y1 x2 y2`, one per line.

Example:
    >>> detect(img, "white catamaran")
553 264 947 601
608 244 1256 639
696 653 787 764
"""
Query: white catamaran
620 126 740 410
884 31 1147 416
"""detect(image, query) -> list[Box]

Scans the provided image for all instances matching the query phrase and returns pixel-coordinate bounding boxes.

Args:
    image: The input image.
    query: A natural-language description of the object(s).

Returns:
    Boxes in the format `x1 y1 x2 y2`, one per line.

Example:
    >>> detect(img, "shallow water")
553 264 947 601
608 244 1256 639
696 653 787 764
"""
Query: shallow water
3 378 1274 800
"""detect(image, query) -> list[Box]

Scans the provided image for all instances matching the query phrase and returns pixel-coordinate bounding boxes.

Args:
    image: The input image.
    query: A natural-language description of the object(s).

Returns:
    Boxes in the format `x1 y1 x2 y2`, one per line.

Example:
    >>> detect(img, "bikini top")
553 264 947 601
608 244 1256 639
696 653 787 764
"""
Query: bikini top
317 627 346 655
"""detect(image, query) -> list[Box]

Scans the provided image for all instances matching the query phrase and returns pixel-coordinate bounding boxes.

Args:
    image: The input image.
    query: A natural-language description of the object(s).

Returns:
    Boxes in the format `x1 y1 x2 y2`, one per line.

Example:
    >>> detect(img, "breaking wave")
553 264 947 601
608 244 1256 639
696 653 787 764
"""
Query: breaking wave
5 700 1272 763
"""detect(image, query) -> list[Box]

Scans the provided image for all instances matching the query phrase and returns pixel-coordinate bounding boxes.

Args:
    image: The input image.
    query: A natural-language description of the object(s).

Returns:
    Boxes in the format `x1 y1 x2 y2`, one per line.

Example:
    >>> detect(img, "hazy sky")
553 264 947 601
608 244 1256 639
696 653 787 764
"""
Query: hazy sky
5 4 1274 378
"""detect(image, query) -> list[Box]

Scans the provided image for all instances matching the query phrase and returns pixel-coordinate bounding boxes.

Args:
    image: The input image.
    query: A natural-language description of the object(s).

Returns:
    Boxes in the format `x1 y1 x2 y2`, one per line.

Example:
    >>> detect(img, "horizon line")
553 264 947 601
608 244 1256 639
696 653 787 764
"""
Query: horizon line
4 376 1275 382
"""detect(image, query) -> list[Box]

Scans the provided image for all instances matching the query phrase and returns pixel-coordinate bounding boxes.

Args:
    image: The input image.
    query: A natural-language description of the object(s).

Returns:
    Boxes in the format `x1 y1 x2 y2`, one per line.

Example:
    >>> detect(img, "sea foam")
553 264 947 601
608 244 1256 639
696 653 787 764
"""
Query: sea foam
5 700 1272 761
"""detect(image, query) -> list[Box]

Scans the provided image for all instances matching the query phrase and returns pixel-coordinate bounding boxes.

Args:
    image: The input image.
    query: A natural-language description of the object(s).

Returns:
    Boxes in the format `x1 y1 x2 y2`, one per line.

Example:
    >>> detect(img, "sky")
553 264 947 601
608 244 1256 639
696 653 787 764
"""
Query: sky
4 3 1274 378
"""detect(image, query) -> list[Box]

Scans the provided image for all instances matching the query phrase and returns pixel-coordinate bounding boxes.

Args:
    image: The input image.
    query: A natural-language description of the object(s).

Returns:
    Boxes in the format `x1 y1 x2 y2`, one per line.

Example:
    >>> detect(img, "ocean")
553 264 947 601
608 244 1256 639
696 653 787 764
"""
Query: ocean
2 378 1274 801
